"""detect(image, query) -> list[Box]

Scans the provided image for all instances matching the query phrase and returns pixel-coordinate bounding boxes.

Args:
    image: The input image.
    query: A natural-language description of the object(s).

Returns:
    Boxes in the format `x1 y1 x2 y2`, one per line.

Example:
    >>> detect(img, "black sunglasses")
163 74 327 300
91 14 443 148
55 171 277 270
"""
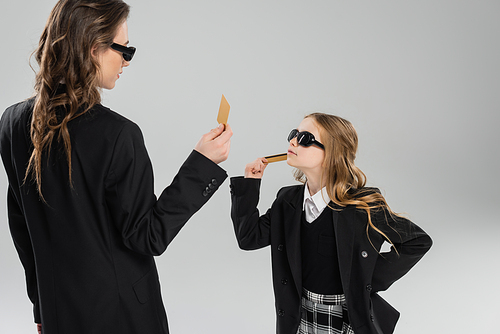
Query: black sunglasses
287 129 325 150
110 43 136 61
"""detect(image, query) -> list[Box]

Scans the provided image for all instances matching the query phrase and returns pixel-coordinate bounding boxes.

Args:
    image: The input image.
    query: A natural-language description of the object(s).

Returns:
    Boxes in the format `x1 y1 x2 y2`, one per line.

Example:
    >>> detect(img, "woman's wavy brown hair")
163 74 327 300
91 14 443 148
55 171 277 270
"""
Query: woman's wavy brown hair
26 0 130 199
294 113 401 251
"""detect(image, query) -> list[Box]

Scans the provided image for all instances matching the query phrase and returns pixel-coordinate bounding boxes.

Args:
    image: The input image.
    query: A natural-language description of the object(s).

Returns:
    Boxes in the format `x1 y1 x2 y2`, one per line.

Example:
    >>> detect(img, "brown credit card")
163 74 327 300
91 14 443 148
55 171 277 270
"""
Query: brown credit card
217 94 230 125
265 153 287 163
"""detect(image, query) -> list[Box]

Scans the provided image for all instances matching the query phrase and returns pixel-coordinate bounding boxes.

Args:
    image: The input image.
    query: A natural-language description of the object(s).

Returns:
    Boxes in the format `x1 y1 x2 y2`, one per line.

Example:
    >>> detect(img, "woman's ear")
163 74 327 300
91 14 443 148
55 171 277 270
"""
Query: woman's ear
91 44 100 59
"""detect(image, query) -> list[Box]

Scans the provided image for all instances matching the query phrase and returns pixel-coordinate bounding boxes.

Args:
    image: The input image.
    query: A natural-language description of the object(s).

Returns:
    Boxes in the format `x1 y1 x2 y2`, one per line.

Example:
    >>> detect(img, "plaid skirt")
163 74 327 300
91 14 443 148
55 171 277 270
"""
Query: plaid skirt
297 288 355 334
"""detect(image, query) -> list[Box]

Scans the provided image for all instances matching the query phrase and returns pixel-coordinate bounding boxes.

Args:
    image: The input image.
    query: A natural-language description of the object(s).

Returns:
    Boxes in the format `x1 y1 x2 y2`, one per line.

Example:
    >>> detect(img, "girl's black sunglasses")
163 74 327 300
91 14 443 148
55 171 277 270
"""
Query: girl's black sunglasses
110 43 136 61
287 129 325 150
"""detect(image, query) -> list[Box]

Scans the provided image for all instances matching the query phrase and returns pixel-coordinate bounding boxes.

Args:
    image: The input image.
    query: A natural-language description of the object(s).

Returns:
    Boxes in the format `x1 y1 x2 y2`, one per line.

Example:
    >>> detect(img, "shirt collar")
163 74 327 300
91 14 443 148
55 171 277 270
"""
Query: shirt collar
303 184 330 213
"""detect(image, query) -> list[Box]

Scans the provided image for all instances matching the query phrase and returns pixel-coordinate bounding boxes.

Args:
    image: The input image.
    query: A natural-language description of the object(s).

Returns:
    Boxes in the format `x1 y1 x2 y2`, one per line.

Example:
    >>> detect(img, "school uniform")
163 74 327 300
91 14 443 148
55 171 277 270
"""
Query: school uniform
230 177 432 334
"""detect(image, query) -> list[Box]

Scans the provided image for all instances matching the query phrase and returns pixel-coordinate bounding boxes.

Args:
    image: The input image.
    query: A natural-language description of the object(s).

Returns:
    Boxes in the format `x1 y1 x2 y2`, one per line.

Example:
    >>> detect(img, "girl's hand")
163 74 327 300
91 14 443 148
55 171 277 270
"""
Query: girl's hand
244 158 268 179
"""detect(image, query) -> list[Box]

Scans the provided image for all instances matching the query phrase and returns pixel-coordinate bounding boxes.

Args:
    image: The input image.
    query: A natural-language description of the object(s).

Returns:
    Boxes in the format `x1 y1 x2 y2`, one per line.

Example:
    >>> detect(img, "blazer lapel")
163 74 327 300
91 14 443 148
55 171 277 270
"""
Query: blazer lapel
332 205 355 294
283 187 304 297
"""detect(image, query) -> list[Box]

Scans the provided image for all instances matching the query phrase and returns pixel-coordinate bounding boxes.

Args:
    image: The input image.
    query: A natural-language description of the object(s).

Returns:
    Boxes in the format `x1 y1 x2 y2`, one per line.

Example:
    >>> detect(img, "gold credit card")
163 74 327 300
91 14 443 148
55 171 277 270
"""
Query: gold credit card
265 153 287 163
217 94 230 125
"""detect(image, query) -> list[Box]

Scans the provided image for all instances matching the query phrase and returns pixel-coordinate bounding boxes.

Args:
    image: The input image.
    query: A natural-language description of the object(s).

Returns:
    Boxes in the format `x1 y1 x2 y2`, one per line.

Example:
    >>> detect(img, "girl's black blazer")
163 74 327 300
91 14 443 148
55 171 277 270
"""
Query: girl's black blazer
0 99 227 334
230 177 432 334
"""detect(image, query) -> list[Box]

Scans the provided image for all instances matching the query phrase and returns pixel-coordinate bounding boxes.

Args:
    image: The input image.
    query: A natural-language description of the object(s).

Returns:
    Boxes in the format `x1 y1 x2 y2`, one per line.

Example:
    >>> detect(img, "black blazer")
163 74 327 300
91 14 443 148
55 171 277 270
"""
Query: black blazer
0 99 227 334
230 177 432 334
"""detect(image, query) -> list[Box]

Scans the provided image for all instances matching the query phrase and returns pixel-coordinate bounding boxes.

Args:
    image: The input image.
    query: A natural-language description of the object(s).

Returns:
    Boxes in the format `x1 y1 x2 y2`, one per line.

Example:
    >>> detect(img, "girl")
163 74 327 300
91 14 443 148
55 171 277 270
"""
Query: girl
230 113 432 334
0 1 231 333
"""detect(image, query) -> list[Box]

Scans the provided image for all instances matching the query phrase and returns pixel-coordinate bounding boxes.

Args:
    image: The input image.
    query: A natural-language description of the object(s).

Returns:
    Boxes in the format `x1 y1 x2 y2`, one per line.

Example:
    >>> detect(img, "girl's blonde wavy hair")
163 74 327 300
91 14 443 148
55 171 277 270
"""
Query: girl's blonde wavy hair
294 113 401 251
26 0 130 200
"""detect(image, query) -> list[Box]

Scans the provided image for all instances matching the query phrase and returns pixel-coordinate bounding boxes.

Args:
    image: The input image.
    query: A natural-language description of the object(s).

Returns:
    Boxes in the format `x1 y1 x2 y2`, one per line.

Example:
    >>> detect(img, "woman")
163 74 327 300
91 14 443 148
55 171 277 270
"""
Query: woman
230 113 431 334
0 1 232 333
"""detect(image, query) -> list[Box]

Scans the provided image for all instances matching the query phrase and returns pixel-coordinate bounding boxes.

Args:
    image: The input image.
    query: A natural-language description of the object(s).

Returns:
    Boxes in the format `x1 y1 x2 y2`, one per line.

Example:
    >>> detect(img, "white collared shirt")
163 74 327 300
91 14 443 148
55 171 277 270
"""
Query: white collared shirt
303 184 330 223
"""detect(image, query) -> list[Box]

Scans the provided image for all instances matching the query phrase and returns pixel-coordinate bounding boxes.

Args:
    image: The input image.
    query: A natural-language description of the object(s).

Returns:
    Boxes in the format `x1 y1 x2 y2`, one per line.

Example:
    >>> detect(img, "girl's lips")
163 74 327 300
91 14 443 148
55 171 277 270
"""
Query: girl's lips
288 150 297 156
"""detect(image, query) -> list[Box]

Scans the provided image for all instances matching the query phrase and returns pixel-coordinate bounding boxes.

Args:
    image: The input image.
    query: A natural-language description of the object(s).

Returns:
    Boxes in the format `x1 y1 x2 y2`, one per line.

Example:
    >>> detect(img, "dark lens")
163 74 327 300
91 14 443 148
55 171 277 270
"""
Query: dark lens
287 129 298 142
297 132 313 146
111 44 135 61
128 47 136 61
123 47 135 61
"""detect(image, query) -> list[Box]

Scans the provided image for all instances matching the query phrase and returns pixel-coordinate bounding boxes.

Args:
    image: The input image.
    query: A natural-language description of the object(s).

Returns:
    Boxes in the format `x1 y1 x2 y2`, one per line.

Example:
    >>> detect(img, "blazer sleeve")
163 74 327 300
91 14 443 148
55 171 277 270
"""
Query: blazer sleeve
230 176 272 250
104 122 227 256
7 186 41 324
370 209 433 292
1 106 41 323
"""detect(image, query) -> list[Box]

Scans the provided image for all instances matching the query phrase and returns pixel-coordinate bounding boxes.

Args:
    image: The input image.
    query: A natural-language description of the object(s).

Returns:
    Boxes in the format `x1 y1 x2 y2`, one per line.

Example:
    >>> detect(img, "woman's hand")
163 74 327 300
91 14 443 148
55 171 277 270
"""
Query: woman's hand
244 158 268 179
36 324 42 334
194 124 233 164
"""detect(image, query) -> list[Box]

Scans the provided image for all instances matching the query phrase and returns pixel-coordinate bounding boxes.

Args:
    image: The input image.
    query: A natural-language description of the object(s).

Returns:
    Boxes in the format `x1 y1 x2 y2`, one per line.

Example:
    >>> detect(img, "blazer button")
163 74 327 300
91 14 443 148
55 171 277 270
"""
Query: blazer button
278 309 285 317
370 314 375 322
211 178 218 186
281 278 288 285
277 244 284 251
366 284 372 292
361 251 368 258
202 190 209 197
208 183 216 190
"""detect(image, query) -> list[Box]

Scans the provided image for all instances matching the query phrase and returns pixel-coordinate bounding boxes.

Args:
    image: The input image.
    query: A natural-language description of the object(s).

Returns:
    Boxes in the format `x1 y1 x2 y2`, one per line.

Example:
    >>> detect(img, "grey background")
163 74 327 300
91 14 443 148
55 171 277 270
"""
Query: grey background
1 0 499 333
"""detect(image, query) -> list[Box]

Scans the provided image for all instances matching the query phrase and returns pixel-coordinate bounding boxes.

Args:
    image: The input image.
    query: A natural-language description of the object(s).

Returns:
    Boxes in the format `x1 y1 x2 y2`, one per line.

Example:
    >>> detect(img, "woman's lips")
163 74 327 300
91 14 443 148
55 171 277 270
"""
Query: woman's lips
288 150 297 156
